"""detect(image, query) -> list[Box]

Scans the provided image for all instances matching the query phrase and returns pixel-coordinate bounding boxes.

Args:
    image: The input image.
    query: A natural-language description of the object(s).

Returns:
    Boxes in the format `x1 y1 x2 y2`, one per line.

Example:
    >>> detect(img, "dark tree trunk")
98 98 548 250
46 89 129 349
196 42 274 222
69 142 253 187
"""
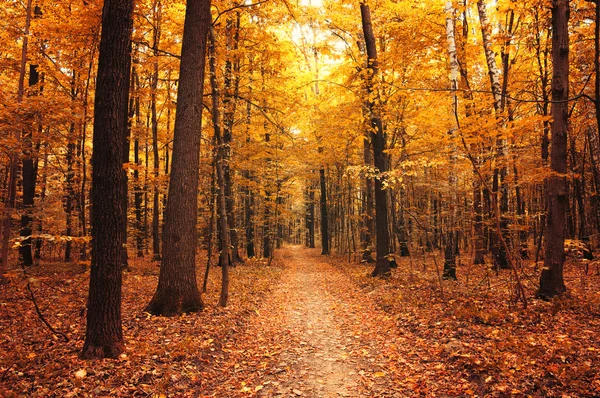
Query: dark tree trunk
121 88 131 270
363 139 374 250
308 186 315 248
152 0 162 261
514 162 529 258
208 25 230 306
146 0 211 316
473 178 485 264
245 177 255 258
263 135 272 260
222 16 242 265
19 60 40 267
320 168 329 255
65 122 76 262
360 4 390 277
81 0 133 359
243 85 255 258
538 0 569 299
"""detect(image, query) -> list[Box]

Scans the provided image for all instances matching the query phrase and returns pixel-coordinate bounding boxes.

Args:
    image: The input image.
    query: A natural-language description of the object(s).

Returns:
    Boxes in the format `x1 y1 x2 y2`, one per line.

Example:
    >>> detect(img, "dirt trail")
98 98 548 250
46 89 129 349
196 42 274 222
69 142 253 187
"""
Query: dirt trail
263 246 359 397
223 245 404 398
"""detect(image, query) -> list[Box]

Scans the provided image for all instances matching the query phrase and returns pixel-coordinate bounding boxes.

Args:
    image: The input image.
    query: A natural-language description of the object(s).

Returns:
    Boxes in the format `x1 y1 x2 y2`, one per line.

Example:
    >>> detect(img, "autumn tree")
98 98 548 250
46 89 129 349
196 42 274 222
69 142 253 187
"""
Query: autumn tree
360 3 390 277
538 0 570 298
146 0 211 316
81 0 134 359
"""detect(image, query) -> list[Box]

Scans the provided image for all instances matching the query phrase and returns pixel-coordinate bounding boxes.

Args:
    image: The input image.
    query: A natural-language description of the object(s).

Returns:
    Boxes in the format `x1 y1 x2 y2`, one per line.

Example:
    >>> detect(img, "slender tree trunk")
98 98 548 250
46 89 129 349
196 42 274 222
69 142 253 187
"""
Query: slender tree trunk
20 59 40 267
146 0 211 316
208 25 230 306
477 0 509 269
222 16 242 265
363 139 374 250
65 120 76 262
34 144 47 261
320 168 329 255
263 136 272 260
443 0 459 280
81 0 133 359
538 0 569 299
152 0 162 261
361 3 390 277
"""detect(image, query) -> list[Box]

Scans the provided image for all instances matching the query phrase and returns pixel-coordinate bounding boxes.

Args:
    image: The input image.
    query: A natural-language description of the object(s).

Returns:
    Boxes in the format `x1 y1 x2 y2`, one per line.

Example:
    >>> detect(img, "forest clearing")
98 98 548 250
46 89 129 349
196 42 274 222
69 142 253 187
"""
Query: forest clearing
2 0 600 395
1 246 599 397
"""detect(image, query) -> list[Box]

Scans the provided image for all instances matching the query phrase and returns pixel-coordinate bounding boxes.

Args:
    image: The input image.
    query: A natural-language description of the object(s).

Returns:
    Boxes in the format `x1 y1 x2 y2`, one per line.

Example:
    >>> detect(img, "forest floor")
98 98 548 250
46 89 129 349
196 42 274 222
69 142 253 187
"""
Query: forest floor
1 245 600 397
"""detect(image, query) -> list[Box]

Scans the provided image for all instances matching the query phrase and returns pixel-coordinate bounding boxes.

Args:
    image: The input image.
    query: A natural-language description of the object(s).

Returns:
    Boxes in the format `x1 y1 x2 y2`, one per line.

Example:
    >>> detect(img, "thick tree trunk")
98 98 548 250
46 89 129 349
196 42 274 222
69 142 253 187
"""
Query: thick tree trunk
539 0 569 298
146 0 210 316
81 0 133 359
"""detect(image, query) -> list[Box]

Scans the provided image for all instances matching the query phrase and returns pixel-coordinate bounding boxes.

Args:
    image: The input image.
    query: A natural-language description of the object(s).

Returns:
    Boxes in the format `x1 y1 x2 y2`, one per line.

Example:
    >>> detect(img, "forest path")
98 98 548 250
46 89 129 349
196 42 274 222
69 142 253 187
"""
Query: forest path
220 245 408 397
258 245 358 397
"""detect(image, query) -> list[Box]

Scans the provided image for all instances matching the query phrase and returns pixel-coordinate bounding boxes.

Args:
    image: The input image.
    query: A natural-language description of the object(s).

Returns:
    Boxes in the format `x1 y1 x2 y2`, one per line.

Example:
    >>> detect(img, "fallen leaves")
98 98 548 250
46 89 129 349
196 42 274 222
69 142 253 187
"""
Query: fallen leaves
1 247 600 397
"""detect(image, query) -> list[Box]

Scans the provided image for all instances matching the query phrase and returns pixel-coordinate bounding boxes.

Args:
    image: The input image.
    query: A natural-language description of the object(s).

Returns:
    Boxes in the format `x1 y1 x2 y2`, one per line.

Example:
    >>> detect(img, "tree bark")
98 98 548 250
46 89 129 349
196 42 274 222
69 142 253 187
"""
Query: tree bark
538 0 569 298
20 60 40 267
208 25 230 306
320 168 329 255
477 0 509 269
81 0 134 359
443 0 459 280
222 16 242 265
360 3 390 277
145 0 210 316
151 3 162 261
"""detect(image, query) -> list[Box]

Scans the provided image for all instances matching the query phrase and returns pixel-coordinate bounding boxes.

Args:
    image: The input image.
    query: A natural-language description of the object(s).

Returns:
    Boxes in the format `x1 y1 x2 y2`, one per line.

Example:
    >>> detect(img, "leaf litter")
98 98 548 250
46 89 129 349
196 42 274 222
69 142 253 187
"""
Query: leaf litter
1 246 600 397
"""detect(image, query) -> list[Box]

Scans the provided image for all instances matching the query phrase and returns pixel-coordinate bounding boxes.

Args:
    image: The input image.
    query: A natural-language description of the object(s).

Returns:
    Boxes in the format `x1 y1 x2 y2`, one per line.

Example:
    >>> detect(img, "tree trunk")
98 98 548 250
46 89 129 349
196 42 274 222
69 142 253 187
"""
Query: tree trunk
208 25 230 306
152 0 162 261
81 0 133 359
443 0 459 280
360 3 390 277
263 135 272 260
320 168 329 255
363 138 374 250
477 0 509 269
307 185 315 248
19 57 41 267
65 121 76 262
538 0 569 299
131 60 145 258
145 0 210 316
222 16 242 265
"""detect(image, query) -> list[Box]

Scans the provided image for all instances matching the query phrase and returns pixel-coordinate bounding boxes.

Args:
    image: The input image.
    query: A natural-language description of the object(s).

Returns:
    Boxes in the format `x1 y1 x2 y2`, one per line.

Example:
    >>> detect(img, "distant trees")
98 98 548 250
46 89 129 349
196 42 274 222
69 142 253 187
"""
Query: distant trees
0 0 590 322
